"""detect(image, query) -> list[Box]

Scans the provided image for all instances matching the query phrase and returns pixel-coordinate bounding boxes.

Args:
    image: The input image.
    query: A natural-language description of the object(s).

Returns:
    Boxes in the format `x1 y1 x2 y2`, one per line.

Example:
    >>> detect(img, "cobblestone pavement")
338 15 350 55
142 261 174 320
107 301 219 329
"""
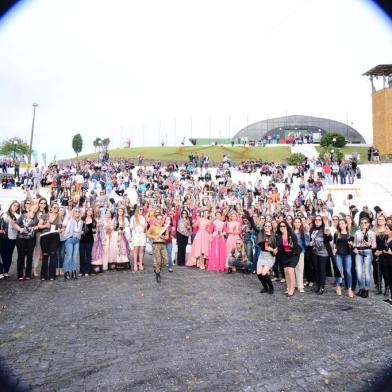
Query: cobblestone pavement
1 257 392 392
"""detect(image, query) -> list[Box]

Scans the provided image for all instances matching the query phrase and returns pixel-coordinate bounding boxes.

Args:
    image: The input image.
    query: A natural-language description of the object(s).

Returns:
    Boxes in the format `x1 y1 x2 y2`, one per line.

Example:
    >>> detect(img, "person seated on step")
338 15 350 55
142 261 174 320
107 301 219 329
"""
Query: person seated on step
227 238 251 273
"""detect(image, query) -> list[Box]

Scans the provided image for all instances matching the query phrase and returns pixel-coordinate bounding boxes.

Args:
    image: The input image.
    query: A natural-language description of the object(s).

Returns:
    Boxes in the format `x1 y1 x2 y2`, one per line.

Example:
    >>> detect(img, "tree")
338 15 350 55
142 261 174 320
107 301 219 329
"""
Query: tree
102 138 110 148
93 137 102 152
320 132 346 148
72 134 83 156
0 137 31 157
286 153 306 166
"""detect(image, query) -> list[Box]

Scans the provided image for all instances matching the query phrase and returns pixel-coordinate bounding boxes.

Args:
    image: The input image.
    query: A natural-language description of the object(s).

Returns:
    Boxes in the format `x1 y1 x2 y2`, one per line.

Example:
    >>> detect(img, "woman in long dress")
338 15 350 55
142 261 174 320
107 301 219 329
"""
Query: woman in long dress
187 209 211 269
225 211 242 267
208 211 226 271
129 206 147 271
113 207 131 270
102 210 115 270
91 209 104 273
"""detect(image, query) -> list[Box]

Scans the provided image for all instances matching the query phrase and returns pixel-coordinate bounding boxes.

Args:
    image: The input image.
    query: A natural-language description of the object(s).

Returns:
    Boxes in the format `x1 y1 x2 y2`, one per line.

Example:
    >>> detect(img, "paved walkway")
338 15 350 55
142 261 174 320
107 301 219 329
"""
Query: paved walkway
0 258 391 391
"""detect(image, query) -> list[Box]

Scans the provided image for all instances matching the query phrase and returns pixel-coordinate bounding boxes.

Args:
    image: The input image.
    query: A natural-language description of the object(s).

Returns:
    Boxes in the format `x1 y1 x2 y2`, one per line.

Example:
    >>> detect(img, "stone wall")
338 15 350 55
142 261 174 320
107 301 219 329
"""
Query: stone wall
372 88 392 154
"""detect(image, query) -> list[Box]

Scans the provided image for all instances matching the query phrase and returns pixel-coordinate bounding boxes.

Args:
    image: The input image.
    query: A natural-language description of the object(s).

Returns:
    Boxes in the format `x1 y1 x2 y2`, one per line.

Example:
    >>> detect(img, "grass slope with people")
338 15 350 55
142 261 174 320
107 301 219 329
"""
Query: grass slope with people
76 145 291 163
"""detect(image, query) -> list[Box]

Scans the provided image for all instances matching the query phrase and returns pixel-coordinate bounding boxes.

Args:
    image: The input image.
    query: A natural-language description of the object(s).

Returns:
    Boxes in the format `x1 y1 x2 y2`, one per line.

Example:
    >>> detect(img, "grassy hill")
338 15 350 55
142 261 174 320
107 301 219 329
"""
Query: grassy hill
71 145 370 164
315 146 370 163
77 145 291 163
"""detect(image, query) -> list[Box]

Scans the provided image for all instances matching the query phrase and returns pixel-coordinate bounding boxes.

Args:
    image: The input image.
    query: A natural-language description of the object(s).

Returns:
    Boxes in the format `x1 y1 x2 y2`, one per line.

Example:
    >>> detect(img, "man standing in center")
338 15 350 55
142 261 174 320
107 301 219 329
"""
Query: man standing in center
146 214 169 283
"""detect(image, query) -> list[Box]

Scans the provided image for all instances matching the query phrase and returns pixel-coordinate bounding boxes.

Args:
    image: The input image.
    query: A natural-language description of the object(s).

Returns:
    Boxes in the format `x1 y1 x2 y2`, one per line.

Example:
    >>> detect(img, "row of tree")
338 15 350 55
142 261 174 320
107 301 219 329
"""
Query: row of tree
1 132 346 160
71 135 111 156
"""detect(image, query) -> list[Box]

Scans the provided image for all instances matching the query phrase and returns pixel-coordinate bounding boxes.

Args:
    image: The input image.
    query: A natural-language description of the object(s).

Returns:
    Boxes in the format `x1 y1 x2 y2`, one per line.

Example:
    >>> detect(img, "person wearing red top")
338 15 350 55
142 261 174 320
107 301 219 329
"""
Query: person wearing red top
323 162 332 185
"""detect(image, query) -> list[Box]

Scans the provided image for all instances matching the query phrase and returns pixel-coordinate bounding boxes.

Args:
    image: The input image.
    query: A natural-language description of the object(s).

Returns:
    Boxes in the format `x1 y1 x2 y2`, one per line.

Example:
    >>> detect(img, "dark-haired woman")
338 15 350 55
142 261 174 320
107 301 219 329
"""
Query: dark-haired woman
254 221 276 294
381 223 392 304
334 219 354 298
32 197 49 277
309 215 333 295
293 217 310 293
275 221 300 297
175 210 191 266
14 202 39 280
39 202 61 281
113 207 131 270
0 201 20 279
373 215 387 295
79 207 97 277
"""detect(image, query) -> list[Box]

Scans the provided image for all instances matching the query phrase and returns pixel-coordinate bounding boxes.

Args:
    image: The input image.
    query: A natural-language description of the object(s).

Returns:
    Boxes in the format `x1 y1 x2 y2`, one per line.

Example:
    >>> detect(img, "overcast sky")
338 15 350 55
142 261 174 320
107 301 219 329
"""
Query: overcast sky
0 0 391 160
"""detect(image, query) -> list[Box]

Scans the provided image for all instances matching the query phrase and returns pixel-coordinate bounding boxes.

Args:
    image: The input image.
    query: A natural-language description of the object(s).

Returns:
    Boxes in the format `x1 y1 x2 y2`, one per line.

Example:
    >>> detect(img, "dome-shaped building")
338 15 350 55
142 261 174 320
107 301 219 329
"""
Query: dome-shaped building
234 115 366 144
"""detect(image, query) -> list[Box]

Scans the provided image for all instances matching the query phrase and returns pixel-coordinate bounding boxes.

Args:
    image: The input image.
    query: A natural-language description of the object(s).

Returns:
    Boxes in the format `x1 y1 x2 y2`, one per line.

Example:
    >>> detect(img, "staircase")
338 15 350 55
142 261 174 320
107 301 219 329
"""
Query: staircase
0 186 51 210
290 143 319 159
0 186 28 209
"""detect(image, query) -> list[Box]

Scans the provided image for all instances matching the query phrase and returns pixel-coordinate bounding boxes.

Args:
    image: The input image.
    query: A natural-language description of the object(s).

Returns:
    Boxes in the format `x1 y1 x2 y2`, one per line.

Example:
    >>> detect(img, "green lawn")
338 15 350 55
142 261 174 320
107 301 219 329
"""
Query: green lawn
77 145 291 163
315 146 369 163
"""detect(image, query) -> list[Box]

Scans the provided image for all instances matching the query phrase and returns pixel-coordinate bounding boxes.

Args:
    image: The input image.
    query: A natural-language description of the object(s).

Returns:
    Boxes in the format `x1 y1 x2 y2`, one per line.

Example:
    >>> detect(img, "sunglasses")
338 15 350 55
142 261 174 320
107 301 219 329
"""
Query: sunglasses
279 225 287 228
360 222 369 225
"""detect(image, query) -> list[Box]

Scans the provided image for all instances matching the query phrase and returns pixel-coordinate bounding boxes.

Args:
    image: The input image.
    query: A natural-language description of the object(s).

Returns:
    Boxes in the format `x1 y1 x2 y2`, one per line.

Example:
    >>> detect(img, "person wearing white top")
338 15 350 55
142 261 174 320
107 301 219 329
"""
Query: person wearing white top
63 208 83 280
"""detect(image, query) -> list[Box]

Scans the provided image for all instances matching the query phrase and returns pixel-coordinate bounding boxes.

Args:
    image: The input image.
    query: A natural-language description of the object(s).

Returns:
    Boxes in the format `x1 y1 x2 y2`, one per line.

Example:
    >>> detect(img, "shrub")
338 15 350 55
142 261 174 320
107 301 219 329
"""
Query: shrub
286 153 306 166
320 132 346 148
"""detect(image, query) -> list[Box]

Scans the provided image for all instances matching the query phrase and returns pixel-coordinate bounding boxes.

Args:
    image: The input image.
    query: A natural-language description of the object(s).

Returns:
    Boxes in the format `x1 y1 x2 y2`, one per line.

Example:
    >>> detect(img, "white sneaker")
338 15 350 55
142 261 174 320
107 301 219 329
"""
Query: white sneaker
84 274 89 277
299 288 305 293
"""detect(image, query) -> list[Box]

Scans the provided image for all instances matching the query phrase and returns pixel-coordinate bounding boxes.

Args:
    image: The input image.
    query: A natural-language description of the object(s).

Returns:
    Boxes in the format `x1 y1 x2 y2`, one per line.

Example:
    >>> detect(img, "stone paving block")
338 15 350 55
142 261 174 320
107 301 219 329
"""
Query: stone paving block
1 257 392 391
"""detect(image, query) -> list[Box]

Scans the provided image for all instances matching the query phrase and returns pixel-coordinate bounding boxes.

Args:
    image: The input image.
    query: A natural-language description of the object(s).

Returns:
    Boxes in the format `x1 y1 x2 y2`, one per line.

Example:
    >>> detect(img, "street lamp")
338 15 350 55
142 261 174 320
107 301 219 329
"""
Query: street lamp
28 103 38 165
13 140 18 161
332 137 337 148
98 139 102 152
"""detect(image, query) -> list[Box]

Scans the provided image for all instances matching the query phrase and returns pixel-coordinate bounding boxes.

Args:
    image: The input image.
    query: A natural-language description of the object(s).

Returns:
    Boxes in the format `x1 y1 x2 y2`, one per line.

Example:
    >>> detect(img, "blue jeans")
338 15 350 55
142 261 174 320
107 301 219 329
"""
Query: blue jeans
56 240 65 268
335 254 352 288
165 243 173 269
355 250 373 289
64 237 80 273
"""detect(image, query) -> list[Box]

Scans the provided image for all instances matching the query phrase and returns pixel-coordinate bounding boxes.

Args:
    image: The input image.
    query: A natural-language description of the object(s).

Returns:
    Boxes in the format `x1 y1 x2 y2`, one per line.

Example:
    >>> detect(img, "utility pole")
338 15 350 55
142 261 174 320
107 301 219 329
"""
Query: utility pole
28 103 38 165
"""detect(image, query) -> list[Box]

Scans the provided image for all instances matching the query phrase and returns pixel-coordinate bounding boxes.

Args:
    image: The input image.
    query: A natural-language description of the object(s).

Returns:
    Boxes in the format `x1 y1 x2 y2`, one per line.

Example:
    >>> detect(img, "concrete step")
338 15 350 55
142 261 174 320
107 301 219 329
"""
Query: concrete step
290 143 319 159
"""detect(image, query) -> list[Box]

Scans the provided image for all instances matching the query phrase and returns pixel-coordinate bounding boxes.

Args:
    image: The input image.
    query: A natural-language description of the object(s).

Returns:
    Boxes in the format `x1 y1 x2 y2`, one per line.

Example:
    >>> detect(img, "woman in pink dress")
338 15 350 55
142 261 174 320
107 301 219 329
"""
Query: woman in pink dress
187 209 211 269
225 211 242 267
208 211 226 271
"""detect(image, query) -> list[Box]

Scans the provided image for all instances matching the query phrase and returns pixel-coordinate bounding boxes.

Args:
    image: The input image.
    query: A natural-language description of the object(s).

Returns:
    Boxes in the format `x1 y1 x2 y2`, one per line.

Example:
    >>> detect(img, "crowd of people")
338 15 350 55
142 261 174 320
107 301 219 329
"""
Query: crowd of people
0 154 391 305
